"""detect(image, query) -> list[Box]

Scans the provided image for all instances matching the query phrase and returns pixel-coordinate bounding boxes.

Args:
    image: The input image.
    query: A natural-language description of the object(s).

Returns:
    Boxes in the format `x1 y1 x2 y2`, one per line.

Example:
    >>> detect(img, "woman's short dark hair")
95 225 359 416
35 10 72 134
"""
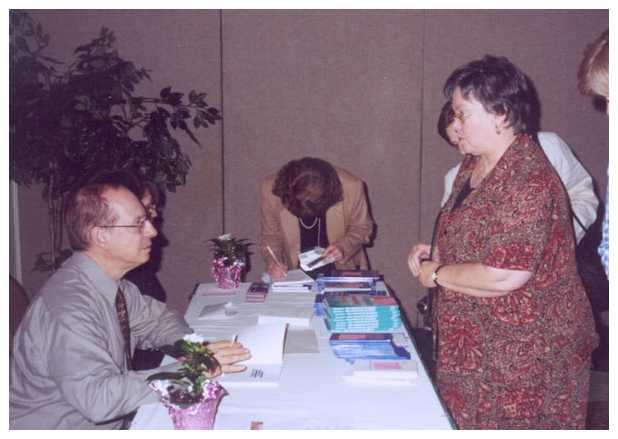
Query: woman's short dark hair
437 101 455 145
65 183 118 251
444 55 534 134
272 157 343 218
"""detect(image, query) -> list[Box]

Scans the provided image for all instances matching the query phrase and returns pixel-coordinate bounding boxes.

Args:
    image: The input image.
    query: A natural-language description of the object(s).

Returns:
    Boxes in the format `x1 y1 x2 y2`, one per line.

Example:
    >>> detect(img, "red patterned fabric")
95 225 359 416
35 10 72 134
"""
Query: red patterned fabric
435 135 598 429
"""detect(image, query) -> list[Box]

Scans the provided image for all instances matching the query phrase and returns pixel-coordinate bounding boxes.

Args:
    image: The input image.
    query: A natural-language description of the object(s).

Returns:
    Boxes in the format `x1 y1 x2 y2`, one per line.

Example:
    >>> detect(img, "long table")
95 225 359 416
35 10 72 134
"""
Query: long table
131 282 453 429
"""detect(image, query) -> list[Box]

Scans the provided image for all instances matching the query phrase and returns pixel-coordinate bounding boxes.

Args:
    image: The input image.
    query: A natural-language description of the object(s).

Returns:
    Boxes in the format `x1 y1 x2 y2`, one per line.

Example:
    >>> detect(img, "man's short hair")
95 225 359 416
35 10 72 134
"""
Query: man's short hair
578 29 609 99
64 183 118 251
437 101 455 145
90 169 163 208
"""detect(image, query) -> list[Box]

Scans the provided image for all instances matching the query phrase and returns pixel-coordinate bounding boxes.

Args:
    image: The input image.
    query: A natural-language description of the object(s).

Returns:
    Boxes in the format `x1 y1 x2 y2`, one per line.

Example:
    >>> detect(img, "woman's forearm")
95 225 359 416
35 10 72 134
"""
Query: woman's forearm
435 263 532 297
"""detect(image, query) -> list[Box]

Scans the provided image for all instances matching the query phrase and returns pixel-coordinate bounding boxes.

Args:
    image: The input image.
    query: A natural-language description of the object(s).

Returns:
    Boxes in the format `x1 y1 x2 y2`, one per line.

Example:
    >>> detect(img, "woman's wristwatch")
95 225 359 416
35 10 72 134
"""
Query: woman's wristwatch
431 265 444 287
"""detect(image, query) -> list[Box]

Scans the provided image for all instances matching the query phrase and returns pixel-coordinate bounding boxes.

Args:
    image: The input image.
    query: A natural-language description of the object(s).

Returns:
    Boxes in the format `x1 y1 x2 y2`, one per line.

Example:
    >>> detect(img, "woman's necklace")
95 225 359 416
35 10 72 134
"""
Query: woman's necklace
300 217 322 248
300 217 319 229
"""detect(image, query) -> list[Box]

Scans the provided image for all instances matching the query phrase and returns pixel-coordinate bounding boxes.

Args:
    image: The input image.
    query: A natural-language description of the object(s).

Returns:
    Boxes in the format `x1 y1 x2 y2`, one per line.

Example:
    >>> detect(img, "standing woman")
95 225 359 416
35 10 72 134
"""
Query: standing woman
578 29 609 277
408 55 598 429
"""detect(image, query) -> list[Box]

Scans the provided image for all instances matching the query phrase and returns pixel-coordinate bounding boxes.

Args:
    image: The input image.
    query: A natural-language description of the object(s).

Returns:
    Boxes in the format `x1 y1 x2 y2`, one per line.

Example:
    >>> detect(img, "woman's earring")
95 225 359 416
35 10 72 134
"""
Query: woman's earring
495 124 501 135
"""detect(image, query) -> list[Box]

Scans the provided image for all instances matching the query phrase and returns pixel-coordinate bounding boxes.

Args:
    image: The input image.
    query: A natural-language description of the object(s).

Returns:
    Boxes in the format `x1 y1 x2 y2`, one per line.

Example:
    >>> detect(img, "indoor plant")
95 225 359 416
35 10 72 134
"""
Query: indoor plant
209 233 251 289
147 334 227 429
9 10 222 271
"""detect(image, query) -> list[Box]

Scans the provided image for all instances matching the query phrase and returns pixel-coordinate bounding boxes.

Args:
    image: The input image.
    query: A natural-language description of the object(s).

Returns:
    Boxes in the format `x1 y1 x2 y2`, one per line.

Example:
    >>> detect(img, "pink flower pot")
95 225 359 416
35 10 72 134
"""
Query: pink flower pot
152 381 227 430
212 258 244 289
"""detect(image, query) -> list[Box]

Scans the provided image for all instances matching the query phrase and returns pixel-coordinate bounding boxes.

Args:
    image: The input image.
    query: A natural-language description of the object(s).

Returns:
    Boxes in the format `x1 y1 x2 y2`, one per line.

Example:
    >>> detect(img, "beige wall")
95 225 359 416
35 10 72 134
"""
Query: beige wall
16 10 608 324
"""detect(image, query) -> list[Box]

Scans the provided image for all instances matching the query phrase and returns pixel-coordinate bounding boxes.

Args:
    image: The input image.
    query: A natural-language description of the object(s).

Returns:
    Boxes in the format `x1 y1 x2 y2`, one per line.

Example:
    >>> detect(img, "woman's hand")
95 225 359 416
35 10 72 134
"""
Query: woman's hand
323 243 345 263
266 258 288 280
206 340 251 376
408 243 436 276
419 260 441 288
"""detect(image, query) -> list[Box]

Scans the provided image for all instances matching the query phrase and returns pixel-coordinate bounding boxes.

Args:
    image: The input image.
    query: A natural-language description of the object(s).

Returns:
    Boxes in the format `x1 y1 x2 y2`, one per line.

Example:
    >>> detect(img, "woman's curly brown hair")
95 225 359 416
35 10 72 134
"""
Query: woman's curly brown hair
272 157 343 218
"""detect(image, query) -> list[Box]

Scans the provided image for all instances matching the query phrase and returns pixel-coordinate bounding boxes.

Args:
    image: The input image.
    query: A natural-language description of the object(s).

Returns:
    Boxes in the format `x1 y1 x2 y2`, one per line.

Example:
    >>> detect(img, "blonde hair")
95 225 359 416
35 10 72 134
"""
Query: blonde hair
578 29 609 98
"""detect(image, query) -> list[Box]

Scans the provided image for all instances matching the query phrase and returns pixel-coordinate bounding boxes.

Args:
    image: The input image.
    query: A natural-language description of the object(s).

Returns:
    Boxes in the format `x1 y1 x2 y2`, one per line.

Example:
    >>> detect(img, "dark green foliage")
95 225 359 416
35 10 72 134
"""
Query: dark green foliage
9 11 222 270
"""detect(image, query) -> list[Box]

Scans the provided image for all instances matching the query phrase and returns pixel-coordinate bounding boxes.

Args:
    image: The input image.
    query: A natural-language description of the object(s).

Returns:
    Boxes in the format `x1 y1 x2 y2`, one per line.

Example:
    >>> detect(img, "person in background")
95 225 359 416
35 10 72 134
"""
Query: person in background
437 101 598 244
578 29 609 278
10 181 250 429
408 55 598 429
260 157 374 280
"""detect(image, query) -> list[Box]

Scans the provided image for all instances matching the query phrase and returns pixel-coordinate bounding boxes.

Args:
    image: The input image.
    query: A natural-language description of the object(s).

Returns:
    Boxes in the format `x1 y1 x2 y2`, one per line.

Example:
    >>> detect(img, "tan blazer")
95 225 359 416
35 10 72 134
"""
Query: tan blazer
260 166 374 270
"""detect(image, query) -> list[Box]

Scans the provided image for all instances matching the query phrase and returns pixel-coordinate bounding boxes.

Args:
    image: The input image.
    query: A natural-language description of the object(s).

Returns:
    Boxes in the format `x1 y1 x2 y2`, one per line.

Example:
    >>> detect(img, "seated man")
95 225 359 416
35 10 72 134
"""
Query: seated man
10 182 250 429
260 157 374 279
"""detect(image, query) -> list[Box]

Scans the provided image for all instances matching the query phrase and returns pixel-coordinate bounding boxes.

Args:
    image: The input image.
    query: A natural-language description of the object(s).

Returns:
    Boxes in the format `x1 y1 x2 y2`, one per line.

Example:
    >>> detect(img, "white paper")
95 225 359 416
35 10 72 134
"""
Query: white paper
197 302 238 320
218 322 288 387
257 292 315 327
271 269 313 286
299 247 334 271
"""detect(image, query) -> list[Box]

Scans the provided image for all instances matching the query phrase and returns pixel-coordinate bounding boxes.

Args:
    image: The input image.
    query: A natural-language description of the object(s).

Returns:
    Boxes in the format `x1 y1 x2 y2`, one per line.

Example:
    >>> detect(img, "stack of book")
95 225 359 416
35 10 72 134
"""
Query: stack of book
326 270 382 280
323 294 402 332
270 269 314 293
245 282 269 303
329 333 410 362
316 274 377 293
314 289 387 317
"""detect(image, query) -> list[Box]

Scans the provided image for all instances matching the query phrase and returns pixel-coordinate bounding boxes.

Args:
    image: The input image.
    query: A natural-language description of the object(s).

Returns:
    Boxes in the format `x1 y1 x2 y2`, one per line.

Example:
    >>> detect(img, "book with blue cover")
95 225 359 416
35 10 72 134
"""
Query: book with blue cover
328 332 411 362
314 290 388 317
323 293 402 333
328 332 393 344
324 294 398 309
324 319 402 333
324 270 382 280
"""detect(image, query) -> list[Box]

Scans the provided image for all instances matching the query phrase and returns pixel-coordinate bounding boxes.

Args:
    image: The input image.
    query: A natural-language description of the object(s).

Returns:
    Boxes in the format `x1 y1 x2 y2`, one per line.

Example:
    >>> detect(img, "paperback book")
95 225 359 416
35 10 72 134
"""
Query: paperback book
342 359 418 385
218 322 288 387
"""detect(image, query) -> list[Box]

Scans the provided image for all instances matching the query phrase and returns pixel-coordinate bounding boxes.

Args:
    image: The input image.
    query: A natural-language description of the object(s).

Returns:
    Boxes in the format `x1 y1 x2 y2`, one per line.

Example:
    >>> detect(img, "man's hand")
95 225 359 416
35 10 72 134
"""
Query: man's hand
207 340 251 376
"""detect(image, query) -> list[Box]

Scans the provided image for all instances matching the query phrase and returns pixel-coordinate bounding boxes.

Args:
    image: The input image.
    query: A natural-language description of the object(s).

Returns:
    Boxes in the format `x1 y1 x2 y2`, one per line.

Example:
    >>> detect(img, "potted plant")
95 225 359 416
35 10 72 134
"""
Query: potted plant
9 10 222 271
147 334 227 429
209 233 251 289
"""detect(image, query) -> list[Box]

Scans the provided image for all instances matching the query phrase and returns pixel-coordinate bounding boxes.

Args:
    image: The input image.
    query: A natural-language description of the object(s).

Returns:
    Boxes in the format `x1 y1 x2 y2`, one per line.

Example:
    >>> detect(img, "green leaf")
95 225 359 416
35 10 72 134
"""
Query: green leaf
160 86 171 98
146 371 186 382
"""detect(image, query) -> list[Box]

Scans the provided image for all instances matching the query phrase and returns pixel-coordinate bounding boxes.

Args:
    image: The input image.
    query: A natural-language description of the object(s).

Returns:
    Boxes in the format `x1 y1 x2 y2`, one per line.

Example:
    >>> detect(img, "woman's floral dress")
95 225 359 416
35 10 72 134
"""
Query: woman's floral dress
435 135 598 429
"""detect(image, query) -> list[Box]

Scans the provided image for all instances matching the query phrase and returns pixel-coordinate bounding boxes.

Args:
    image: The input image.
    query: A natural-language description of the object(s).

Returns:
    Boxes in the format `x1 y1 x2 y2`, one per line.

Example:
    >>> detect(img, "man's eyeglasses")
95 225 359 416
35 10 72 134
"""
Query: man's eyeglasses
97 215 154 234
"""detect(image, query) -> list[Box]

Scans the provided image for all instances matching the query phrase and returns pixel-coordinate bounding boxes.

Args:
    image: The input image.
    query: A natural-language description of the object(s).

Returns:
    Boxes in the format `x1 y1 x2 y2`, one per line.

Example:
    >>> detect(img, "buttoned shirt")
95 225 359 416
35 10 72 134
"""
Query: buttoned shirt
442 132 598 244
10 252 191 429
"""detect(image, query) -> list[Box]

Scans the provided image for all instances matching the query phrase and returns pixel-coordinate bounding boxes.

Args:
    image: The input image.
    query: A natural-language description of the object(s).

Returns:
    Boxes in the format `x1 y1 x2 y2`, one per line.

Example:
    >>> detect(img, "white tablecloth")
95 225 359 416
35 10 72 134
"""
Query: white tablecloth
131 282 453 429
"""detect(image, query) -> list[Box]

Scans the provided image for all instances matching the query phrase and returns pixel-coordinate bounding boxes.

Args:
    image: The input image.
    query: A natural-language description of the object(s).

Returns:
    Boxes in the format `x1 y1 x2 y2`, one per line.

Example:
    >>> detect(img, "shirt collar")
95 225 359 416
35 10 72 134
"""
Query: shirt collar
64 251 120 301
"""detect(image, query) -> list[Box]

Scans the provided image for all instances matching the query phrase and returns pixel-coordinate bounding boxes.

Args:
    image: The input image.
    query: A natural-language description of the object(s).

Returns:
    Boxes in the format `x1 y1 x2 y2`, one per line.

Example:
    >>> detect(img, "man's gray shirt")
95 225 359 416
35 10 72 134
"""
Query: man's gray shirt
10 252 191 429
